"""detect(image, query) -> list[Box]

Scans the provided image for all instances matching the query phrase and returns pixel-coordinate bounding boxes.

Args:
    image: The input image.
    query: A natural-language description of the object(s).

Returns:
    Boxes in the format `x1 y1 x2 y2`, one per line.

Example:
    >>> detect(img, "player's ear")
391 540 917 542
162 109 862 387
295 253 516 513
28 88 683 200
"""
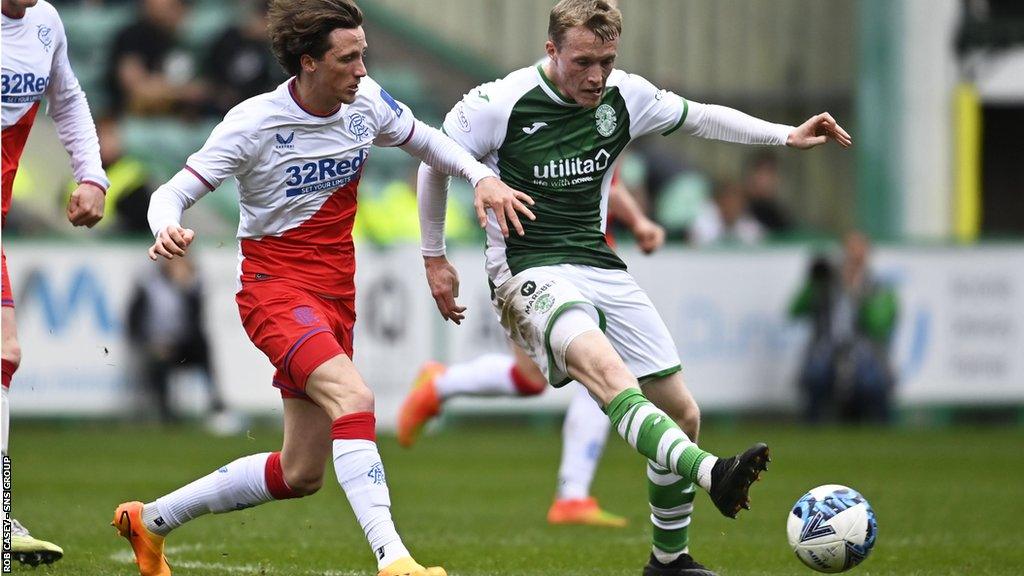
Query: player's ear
544 40 557 61
300 53 317 75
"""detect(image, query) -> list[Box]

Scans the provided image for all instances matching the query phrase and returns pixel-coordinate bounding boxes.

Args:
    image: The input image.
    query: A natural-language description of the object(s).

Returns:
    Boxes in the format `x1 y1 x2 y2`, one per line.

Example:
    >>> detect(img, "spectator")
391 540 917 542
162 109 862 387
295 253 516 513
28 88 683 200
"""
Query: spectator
690 179 765 246
126 255 227 425
105 0 209 117
789 231 899 423
743 150 794 234
203 0 286 116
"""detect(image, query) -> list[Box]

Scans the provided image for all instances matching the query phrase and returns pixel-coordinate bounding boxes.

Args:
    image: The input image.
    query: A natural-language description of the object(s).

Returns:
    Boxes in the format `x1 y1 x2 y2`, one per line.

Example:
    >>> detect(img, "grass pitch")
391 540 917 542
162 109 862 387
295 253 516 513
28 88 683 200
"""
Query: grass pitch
6 421 1023 575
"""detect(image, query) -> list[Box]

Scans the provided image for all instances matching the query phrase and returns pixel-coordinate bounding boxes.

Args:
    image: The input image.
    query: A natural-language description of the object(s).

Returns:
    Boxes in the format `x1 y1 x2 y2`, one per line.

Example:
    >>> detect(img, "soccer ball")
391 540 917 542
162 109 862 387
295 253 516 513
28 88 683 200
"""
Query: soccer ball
786 484 877 573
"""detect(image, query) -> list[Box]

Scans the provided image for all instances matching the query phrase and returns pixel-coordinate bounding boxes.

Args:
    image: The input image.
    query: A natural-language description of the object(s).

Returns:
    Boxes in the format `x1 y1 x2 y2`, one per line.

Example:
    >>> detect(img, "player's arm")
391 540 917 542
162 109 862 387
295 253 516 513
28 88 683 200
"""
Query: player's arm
401 122 534 238
608 178 664 255
46 15 108 228
682 102 852 149
147 108 256 260
623 72 851 149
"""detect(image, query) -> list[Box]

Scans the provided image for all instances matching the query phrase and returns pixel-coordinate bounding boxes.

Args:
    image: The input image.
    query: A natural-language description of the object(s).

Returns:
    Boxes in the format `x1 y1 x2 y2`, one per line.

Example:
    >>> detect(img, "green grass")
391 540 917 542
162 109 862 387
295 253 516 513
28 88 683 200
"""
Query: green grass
5 421 1023 575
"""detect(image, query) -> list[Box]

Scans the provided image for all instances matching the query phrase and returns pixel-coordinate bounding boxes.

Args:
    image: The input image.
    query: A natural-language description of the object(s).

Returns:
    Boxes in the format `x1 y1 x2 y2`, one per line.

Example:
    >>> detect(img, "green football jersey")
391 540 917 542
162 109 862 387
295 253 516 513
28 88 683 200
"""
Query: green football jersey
443 64 688 286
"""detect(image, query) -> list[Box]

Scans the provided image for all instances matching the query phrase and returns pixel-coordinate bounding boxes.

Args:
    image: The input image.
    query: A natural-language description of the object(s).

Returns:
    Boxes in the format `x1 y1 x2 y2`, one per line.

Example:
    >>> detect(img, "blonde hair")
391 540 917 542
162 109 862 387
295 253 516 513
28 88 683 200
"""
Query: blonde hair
548 0 622 47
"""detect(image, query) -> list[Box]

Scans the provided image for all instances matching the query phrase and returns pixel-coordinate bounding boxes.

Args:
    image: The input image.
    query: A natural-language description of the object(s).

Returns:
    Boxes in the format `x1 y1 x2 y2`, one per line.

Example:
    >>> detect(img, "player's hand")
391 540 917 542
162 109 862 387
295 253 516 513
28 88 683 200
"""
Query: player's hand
787 112 852 149
473 176 535 237
423 255 466 324
631 217 666 254
148 225 196 260
66 182 106 227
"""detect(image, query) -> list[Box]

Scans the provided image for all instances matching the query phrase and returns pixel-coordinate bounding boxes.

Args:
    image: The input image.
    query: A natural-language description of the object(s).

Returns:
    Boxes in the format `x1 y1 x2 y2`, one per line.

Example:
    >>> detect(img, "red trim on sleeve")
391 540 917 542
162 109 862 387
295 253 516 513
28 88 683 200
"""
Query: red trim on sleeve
396 123 416 147
184 165 215 191
331 412 377 441
79 180 108 194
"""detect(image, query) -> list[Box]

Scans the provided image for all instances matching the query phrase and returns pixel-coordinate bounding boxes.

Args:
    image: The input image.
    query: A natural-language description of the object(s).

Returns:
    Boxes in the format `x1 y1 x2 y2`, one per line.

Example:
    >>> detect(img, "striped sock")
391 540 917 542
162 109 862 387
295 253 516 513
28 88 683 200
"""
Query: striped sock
605 388 713 486
648 461 695 563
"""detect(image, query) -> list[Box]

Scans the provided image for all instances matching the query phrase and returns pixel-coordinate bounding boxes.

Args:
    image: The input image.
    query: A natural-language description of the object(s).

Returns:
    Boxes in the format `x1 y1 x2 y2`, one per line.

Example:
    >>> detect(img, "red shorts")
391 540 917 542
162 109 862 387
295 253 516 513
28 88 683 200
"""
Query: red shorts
236 278 355 400
2 248 13 308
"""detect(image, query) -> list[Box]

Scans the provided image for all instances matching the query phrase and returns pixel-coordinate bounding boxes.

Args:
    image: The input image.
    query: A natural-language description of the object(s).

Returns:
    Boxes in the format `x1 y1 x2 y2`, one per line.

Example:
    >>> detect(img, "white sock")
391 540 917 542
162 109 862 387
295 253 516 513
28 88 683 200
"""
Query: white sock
434 353 517 400
696 455 718 492
147 453 276 536
333 438 409 569
653 545 688 564
556 384 609 500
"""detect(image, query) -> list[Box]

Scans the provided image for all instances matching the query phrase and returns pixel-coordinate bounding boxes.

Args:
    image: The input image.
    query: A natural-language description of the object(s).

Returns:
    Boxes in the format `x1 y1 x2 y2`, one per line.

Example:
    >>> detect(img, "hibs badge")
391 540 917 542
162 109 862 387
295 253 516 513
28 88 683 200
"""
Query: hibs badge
595 104 616 137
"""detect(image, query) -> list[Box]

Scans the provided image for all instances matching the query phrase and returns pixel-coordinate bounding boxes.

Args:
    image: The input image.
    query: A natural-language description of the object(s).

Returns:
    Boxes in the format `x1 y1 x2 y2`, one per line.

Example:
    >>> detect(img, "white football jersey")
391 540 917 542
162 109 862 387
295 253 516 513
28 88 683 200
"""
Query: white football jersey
2 0 107 218
182 76 414 297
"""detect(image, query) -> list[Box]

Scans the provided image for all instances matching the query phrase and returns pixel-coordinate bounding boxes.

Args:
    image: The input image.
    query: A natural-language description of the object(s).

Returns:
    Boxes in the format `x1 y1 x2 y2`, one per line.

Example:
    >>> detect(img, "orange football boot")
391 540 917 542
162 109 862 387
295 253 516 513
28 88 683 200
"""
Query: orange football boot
397 361 445 448
377 556 447 576
112 501 171 576
547 497 628 528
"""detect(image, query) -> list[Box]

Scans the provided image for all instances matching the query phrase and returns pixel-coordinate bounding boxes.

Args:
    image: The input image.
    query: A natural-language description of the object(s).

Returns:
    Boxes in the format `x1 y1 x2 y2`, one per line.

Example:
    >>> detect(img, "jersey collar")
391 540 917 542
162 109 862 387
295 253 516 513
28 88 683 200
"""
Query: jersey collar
287 78 343 119
534 64 580 108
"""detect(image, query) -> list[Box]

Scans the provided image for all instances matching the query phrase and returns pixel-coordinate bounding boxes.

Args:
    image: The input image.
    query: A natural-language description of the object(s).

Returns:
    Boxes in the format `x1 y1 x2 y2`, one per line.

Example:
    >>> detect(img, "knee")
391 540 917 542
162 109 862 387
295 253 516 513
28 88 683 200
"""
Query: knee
307 375 374 417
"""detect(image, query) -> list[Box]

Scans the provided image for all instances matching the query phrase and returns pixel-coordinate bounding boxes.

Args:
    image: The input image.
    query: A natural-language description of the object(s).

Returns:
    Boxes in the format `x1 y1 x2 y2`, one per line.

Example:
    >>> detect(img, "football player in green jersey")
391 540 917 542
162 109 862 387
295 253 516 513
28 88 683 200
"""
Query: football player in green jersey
417 1 850 574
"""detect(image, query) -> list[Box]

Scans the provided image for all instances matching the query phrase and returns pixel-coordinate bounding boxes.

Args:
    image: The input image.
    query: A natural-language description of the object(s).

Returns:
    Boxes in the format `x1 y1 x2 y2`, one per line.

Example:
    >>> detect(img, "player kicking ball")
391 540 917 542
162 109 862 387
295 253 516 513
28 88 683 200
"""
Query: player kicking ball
111 2 532 575
417 1 851 574
399 173 665 528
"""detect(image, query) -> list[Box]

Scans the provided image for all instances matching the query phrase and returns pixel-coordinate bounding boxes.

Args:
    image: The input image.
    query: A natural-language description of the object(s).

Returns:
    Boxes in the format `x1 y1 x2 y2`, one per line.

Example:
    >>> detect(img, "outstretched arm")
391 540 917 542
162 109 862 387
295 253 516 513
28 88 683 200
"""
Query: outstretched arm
684 102 851 149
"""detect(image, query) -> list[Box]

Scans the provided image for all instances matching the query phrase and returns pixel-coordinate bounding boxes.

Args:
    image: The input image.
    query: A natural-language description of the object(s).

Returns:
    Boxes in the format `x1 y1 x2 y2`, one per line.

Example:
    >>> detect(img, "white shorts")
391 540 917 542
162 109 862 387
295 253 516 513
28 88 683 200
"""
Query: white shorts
491 264 681 387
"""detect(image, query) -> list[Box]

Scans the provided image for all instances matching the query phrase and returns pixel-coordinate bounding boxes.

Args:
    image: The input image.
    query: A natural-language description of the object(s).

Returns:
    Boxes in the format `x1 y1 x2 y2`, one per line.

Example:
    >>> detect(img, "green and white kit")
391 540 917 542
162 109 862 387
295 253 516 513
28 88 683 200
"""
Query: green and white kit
438 64 690 386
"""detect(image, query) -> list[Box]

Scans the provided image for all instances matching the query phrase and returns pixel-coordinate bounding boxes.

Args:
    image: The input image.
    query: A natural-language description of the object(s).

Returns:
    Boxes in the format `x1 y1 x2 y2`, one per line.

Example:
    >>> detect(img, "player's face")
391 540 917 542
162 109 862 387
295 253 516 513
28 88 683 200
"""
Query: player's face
1 0 40 15
545 26 618 109
313 27 368 105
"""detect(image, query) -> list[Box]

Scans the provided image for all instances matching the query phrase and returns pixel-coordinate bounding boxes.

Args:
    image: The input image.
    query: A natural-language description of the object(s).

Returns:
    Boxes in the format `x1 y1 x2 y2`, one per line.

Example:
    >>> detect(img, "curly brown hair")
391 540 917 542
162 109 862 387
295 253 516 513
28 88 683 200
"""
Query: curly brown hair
268 0 364 77
548 0 622 48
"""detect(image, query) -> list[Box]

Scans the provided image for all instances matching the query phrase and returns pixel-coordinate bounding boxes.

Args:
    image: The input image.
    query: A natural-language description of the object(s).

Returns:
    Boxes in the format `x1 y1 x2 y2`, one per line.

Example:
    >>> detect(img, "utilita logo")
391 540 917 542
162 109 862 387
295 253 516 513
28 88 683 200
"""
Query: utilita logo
532 148 611 182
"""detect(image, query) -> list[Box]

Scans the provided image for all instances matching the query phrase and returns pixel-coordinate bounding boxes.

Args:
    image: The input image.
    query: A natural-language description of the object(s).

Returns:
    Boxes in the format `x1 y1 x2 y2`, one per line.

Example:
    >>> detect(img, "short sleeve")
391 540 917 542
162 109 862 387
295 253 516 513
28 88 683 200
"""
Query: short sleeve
184 106 259 190
618 73 688 139
370 83 416 147
440 83 505 160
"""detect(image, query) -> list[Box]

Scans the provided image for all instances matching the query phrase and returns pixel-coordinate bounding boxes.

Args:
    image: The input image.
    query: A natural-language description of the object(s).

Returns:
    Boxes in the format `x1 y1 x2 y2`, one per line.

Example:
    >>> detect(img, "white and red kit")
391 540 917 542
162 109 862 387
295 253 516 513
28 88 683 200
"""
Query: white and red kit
1 0 108 309
148 76 495 396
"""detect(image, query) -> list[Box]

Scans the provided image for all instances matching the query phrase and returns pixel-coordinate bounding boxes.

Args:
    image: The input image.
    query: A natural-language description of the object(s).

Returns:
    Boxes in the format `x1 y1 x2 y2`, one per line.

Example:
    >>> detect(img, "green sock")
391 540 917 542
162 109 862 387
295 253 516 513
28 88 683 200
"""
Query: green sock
605 388 712 484
648 461 696 558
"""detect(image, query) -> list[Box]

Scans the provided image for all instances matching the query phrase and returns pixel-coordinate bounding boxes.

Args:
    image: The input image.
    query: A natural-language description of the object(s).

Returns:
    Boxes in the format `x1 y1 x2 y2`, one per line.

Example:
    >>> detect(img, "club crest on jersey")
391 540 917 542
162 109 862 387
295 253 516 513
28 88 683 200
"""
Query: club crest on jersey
348 113 370 141
595 104 617 137
36 25 53 51
275 131 295 149
367 462 386 485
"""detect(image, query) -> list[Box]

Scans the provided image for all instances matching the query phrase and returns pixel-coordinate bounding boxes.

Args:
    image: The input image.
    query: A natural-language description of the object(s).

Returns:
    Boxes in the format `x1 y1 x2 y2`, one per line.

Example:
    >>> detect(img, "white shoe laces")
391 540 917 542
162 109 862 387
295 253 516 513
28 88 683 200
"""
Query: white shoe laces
9 518 32 537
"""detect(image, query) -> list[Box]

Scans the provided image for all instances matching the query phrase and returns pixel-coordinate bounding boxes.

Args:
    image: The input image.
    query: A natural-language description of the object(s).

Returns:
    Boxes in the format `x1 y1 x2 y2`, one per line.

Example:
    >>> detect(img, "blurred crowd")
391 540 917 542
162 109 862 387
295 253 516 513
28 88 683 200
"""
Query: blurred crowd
7 0 818 251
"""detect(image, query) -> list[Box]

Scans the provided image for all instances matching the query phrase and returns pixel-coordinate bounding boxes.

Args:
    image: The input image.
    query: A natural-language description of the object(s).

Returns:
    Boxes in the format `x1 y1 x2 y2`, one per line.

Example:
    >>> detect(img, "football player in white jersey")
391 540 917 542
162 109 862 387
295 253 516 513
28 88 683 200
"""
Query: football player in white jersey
1 0 108 566
110 2 533 576
418 1 851 574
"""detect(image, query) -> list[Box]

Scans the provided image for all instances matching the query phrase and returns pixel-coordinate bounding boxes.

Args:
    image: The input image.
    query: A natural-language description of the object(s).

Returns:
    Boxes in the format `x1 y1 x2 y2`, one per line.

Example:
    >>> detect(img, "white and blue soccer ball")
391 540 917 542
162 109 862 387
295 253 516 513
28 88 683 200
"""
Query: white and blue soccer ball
786 484 877 573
